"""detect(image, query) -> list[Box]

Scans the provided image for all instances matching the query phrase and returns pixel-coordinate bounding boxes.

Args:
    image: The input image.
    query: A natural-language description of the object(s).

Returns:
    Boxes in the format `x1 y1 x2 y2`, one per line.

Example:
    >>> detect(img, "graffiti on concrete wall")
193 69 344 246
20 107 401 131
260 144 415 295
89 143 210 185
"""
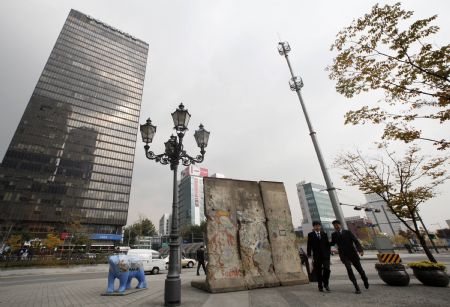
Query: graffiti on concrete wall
193 178 308 293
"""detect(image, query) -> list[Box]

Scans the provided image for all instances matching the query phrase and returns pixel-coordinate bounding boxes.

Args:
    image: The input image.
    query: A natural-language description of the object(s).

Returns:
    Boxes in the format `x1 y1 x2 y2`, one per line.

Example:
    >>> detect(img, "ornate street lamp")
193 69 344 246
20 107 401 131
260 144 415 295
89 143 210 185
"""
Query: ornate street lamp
140 103 209 306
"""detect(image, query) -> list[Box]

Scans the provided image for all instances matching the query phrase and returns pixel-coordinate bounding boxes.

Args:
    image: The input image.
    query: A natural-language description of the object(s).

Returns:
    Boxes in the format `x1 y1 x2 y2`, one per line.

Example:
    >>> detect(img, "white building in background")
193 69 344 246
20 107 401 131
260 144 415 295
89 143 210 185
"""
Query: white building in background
210 173 225 178
159 213 172 236
178 166 209 230
364 193 403 237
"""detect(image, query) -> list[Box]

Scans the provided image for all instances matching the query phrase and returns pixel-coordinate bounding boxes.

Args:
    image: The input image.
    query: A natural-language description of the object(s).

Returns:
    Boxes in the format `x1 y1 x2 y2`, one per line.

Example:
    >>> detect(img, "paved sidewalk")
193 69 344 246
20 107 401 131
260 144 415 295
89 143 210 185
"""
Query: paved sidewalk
0 252 449 306
0 264 109 277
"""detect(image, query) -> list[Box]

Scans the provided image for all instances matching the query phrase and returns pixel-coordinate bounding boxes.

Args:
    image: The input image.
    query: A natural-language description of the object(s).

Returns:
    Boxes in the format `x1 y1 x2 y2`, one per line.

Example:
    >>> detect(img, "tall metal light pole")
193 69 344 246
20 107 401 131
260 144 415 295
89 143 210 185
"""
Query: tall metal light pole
140 103 210 306
278 41 347 229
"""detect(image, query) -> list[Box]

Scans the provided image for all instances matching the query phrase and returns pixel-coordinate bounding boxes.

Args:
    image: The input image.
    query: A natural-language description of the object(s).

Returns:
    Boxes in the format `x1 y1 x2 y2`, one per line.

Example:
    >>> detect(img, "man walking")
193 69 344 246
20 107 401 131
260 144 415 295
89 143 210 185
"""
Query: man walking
196 246 207 276
330 220 369 294
307 221 331 292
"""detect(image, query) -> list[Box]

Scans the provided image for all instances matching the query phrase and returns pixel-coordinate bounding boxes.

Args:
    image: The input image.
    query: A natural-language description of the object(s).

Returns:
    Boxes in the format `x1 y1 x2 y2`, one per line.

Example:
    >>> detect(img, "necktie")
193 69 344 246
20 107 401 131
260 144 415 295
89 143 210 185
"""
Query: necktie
317 232 321 239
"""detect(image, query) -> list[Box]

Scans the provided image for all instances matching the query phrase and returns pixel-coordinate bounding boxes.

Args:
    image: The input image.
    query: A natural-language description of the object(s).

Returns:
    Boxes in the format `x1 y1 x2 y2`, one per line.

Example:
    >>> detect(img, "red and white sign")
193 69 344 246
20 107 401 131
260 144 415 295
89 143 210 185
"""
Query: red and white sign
181 166 208 179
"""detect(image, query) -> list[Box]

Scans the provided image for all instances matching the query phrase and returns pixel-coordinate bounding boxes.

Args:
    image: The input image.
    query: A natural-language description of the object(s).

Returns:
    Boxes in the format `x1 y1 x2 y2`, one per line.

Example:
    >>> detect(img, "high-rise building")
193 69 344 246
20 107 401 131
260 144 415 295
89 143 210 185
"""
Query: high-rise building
297 181 337 236
178 166 208 230
159 213 171 236
0 9 149 241
364 194 403 237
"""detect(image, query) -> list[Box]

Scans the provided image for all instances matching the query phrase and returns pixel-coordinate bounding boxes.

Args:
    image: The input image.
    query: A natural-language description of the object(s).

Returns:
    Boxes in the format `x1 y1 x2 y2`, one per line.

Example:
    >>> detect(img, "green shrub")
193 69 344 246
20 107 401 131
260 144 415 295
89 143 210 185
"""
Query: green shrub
408 261 447 271
0 258 108 269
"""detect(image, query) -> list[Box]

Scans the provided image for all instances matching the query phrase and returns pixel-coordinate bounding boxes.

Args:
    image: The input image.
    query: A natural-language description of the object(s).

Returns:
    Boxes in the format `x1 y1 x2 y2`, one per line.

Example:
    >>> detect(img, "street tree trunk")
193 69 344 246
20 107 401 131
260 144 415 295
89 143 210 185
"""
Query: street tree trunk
416 232 437 263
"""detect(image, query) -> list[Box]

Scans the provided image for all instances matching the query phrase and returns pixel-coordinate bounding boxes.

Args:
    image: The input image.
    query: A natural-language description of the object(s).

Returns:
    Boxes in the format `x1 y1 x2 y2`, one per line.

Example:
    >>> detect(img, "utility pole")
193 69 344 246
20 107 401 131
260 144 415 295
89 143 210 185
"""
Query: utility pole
417 214 439 254
379 205 396 236
278 41 347 229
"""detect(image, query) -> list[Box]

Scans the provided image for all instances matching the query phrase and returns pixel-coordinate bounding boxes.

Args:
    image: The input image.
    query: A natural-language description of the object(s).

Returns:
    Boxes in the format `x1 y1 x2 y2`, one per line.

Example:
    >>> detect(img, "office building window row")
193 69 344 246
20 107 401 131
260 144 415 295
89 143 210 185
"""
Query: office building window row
92 164 132 177
82 208 127 221
70 105 138 131
40 67 141 108
61 27 146 76
68 111 137 136
38 71 141 112
81 198 128 211
67 17 147 66
48 53 143 92
15 119 137 153
38 88 139 123
54 39 144 86
88 181 131 194
90 172 132 185
42 64 142 104
66 119 136 142
43 57 143 96
68 16 148 62
35 83 140 118
80 189 129 202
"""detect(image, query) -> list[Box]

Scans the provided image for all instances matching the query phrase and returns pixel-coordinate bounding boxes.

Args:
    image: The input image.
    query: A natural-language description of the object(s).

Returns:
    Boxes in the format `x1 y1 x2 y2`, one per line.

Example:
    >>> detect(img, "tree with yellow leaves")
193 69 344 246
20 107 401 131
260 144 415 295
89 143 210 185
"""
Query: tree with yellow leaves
335 144 448 262
329 3 449 150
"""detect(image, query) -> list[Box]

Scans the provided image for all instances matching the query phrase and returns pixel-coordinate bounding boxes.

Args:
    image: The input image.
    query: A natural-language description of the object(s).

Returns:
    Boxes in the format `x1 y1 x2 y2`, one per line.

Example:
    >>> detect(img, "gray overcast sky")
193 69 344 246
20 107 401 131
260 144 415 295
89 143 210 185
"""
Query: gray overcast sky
1 0 449 231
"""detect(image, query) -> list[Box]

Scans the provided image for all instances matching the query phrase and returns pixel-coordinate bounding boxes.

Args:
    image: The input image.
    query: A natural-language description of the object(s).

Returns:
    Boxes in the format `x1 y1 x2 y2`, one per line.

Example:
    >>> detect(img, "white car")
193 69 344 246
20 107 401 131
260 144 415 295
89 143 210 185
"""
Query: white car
127 249 167 275
163 255 197 268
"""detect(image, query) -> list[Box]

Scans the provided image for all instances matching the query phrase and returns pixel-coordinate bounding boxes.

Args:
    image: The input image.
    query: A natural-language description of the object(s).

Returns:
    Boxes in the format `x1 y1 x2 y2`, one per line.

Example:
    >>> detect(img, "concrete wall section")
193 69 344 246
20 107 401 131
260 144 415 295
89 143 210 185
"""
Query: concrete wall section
235 181 280 289
260 181 309 286
203 178 246 292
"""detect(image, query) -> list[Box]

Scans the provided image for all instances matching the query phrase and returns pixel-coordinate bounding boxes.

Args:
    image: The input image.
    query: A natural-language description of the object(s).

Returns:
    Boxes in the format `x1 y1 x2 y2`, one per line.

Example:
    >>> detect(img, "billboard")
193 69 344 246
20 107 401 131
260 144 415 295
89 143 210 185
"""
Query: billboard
181 165 208 179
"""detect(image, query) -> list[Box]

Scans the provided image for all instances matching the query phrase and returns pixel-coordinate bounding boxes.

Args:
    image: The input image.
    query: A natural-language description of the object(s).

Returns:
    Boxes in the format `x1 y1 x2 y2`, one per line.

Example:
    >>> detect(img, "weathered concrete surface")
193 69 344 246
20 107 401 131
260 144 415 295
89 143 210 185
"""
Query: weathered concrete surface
260 181 309 286
201 178 246 293
235 181 280 289
195 178 307 293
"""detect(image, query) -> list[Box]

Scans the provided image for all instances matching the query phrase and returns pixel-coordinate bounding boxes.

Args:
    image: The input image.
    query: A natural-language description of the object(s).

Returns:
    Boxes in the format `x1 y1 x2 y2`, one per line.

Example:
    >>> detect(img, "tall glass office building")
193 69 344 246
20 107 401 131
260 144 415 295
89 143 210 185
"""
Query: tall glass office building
297 181 337 236
0 9 148 240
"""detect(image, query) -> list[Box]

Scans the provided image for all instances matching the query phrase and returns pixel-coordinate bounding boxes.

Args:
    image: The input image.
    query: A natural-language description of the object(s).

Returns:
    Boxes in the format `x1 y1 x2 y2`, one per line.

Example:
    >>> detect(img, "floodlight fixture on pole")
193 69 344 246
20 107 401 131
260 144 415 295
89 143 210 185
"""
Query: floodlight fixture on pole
278 41 347 229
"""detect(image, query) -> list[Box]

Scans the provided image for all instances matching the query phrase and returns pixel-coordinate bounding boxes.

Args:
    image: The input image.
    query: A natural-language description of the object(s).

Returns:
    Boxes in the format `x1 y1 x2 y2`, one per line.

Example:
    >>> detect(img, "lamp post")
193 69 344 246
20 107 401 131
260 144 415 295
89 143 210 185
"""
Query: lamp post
278 41 347 229
140 103 210 306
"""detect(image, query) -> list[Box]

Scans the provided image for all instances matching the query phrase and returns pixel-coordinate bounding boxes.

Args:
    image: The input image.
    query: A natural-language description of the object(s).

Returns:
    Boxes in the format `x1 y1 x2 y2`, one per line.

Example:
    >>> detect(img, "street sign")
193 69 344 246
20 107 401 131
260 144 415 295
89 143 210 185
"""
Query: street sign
378 253 402 264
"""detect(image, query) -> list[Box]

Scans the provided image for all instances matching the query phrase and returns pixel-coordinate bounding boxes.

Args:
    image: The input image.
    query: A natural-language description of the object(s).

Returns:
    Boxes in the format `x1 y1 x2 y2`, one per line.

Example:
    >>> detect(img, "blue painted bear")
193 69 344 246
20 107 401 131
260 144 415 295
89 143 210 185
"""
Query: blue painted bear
106 254 147 293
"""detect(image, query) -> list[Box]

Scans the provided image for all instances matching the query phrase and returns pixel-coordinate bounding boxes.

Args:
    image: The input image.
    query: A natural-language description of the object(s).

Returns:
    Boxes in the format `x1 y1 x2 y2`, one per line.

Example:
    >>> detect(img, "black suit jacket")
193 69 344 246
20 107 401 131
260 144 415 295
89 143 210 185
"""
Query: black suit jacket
196 249 205 262
330 229 363 260
307 231 331 260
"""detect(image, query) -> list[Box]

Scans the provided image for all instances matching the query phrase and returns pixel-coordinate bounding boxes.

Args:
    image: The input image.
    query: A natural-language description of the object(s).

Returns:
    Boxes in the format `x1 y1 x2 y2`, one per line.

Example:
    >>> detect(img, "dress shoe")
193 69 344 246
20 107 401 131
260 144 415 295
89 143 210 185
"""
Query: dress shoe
324 286 331 292
318 288 324 292
363 279 369 289
355 285 361 294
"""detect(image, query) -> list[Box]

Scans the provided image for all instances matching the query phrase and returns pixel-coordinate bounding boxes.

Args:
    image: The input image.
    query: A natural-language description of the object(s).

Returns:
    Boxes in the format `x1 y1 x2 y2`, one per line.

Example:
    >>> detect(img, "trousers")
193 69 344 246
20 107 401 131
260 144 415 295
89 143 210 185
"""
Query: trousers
341 256 367 286
313 258 331 288
197 261 206 275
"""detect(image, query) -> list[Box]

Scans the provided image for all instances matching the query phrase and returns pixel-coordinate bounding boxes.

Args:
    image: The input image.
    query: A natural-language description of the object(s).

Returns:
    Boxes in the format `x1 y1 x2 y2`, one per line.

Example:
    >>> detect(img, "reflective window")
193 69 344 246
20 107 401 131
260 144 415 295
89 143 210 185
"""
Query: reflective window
0 9 148 234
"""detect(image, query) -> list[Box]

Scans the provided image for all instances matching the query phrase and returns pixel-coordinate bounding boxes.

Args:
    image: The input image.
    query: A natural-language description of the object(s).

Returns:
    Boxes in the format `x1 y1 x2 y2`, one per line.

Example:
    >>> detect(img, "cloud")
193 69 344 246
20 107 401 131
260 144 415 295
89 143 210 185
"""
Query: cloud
0 0 449 230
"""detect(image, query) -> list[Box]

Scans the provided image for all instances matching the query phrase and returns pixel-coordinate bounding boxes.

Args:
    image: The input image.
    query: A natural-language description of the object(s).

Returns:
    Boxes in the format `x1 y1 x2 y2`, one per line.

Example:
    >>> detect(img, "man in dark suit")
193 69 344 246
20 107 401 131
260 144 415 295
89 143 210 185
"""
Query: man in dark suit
307 221 331 292
196 246 207 276
330 220 369 294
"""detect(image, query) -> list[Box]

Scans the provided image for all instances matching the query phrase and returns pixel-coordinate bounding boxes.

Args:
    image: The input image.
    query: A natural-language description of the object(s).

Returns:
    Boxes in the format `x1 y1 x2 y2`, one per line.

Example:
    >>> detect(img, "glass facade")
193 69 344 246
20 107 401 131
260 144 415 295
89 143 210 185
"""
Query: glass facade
297 182 336 236
0 9 148 238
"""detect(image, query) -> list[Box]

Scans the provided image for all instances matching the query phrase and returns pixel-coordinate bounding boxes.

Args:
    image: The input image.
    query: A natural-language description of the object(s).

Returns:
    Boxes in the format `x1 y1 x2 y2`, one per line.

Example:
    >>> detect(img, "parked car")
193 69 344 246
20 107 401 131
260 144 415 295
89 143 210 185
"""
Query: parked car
85 253 96 259
163 255 197 268
127 249 167 275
